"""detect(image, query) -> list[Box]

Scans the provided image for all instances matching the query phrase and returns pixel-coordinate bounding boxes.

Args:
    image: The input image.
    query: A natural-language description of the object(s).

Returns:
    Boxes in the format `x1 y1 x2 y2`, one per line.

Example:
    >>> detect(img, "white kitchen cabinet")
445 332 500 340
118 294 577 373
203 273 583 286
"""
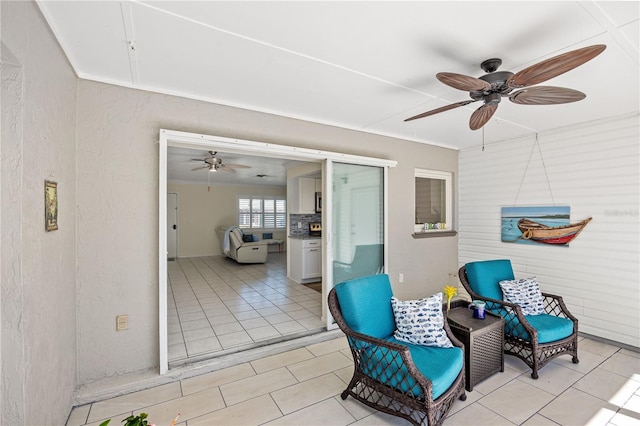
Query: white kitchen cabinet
290 177 321 214
299 177 316 214
289 238 322 283
303 240 322 279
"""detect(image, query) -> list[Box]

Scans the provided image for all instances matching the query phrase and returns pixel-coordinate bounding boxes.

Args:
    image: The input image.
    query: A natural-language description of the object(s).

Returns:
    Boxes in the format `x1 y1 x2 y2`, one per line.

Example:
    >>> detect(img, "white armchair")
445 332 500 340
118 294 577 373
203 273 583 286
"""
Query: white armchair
216 226 268 264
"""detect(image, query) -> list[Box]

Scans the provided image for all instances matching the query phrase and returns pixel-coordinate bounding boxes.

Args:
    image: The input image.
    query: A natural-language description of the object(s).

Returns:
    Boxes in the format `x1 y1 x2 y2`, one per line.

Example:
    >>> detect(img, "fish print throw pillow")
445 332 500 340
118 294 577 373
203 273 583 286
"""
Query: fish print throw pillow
391 292 453 348
499 277 545 315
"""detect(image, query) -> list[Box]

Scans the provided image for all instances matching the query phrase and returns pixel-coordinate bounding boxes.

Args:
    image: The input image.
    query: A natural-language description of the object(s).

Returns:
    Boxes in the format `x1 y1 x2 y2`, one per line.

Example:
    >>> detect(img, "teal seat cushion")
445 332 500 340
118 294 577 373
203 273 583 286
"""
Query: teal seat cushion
526 314 574 343
360 336 463 400
334 274 396 339
465 259 514 301
498 310 574 344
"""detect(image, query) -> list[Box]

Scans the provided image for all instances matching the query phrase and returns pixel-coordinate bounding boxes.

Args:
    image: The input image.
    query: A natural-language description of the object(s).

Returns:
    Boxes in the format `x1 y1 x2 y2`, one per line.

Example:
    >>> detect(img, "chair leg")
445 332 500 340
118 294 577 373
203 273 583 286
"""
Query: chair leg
531 371 539 380
459 393 467 401
340 389 349 400
572 356 579 364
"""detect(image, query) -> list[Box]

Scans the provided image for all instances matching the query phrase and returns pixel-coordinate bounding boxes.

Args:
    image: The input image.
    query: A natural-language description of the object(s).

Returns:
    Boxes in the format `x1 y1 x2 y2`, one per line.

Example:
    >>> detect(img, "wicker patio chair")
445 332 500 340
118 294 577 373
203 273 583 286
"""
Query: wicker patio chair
458 259 579 379
328 274 466 426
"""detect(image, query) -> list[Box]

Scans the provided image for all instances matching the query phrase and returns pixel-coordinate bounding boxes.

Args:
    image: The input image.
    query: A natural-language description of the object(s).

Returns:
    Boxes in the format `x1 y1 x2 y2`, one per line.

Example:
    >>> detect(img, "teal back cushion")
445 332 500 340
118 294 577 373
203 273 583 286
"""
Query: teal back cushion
334 274 396 339
465 259 514 301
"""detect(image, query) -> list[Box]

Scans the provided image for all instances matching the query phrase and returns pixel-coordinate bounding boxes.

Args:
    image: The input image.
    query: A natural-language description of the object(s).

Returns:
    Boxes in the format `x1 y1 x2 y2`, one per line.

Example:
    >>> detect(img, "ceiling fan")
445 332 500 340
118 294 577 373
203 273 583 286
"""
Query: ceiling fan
191 151 251 173
405 44 606 130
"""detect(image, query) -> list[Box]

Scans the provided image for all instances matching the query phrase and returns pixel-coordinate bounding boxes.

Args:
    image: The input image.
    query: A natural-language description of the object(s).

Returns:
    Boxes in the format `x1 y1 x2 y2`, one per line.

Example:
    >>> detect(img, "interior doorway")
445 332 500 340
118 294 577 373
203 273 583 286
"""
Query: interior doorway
165 148 324 367
159 129 396 374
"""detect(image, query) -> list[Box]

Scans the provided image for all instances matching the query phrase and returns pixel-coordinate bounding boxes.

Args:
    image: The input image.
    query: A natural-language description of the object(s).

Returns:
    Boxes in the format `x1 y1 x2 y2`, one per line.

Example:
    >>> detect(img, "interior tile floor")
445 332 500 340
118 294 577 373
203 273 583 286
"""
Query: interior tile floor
67 334 639 426
167 253 324 365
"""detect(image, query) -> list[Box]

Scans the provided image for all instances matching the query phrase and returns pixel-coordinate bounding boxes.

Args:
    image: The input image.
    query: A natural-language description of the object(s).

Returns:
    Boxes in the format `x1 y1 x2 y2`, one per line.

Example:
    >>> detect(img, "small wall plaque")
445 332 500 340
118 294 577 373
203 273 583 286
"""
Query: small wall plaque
45 180 58 231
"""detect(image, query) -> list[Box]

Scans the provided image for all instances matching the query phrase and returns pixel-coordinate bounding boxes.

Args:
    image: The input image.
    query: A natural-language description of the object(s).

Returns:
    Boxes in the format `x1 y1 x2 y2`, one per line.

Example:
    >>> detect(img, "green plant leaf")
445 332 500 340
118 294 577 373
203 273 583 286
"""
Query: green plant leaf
121 412 149 426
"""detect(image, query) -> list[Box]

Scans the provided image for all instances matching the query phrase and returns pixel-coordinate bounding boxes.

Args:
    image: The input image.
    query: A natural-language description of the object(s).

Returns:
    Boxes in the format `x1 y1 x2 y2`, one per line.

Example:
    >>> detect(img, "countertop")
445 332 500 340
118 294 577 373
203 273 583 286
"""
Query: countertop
288 235 321 240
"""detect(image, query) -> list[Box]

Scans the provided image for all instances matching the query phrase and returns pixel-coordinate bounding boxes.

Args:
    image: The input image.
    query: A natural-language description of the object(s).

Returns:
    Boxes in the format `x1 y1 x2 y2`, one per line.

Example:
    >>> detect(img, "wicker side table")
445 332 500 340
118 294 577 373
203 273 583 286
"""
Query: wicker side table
446 306 505 391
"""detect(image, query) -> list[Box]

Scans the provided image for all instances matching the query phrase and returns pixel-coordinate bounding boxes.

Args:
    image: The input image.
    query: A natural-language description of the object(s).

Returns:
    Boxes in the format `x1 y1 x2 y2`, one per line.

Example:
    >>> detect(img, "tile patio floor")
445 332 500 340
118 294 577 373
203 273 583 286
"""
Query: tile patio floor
67 334 640 426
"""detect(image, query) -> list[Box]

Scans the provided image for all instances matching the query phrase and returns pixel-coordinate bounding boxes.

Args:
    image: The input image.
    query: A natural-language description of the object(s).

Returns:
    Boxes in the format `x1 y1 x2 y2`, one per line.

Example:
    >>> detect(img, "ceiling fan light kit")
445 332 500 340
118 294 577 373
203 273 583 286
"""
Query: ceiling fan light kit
191 150 251 174
405 44 606 130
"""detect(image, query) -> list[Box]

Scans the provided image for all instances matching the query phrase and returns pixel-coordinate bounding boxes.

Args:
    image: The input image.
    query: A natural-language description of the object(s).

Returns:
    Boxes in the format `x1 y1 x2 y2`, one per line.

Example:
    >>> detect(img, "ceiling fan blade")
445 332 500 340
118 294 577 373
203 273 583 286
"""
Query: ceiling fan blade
191 165 207 171
224 164 251 169
508 44 606 88
218 167 236 173
469 103 498 130
509 86 586 105
437 72 491 91
404 100 476 122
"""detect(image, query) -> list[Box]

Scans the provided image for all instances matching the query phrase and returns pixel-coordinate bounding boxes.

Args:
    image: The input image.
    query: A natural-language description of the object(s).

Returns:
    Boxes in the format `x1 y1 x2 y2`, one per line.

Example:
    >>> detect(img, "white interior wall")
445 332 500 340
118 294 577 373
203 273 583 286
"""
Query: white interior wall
459 114 640 348
1 1 78 424
167 182 287 257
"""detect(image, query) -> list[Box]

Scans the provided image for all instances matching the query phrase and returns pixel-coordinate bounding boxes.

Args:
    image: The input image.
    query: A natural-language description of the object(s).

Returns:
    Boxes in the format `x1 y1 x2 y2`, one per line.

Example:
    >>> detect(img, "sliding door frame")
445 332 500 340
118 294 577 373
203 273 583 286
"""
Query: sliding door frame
159 129 396 374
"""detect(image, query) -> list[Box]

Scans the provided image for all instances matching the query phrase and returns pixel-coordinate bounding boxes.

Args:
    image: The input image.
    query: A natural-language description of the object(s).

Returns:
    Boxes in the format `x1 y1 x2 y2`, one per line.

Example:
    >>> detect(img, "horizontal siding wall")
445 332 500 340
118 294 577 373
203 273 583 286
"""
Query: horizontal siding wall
458 114 639 348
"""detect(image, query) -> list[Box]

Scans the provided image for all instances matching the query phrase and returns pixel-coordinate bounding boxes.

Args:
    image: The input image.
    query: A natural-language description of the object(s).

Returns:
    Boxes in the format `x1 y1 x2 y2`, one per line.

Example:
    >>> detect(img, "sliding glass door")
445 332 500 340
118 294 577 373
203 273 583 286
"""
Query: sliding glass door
327 162 385 308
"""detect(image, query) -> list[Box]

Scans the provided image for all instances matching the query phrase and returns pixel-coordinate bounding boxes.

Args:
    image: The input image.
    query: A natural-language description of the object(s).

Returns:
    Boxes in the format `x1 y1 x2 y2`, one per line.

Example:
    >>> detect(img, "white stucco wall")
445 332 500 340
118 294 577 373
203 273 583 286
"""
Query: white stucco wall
1 1 78 424
75 79 459 383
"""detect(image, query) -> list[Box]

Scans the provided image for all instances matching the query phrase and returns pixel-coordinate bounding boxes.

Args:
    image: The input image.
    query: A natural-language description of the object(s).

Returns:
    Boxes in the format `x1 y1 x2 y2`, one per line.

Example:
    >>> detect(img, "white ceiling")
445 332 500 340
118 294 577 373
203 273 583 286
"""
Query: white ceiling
38 1 639 185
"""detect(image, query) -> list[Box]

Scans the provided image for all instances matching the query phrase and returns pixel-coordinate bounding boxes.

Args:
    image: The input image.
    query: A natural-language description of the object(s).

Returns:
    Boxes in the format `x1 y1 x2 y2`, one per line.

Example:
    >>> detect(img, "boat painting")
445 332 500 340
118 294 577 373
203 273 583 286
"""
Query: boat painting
501 206 591 246
517 217 592 245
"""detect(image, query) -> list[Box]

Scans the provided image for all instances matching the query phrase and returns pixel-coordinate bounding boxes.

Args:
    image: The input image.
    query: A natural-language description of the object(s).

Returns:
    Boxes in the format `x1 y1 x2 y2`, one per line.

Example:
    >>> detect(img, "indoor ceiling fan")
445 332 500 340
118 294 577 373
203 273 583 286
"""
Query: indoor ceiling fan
405 44 606 130
191 151 251 173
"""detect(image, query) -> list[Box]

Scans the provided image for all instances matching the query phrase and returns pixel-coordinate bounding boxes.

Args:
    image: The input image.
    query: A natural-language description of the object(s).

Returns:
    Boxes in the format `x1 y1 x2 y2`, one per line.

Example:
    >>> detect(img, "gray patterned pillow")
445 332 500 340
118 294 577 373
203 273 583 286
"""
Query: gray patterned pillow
391 293 453 348
499 277 545 315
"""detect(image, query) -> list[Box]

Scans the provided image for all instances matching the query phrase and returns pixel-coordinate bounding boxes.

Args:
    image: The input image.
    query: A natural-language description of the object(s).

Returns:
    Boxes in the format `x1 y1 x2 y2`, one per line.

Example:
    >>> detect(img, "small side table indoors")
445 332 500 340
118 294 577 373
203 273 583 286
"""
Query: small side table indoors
446 306 505 391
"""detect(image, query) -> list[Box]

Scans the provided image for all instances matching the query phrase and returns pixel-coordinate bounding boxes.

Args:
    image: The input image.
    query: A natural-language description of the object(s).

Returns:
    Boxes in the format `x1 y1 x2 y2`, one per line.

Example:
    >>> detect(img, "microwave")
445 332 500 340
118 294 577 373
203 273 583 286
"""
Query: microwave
315 192 322 213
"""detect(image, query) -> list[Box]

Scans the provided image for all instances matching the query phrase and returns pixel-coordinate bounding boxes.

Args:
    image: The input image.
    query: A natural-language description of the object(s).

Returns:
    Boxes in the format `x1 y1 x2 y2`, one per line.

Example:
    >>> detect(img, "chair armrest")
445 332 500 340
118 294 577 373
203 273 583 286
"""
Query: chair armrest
442 317 464 349
541 292 579 324
345 327 407 352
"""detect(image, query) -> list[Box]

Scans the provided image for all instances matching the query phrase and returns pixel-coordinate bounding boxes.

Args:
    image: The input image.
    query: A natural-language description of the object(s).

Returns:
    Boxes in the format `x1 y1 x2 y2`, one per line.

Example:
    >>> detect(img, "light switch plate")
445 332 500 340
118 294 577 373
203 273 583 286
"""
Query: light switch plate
116 314 128 331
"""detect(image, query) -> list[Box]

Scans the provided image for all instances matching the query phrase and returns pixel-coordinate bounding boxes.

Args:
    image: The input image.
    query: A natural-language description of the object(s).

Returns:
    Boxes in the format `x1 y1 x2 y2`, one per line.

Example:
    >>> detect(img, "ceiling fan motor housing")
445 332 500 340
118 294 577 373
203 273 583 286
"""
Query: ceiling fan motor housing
479 71 514 91
470 70 515 102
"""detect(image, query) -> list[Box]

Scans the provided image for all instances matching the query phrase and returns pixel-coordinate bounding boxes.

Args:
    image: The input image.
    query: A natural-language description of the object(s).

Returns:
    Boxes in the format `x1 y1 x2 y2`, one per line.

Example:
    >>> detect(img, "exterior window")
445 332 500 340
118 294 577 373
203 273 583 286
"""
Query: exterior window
238 197 286 229
414 169 452 233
